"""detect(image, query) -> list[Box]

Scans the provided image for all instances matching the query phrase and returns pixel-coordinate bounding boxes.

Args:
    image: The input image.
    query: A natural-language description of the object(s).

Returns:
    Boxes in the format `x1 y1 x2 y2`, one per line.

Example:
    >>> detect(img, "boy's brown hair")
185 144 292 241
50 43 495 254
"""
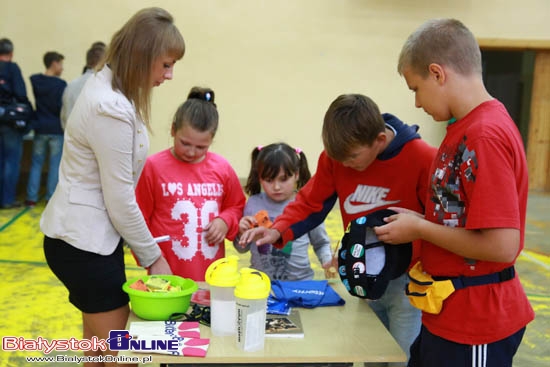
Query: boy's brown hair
322 94 385 161
86 46 105 70
43 51 64 69
397 18 482 78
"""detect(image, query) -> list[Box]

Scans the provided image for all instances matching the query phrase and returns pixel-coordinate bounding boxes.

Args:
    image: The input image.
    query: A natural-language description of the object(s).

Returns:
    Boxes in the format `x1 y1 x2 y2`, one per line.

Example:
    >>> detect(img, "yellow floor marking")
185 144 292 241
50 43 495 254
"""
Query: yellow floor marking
1 196 549 366
520 249 550 269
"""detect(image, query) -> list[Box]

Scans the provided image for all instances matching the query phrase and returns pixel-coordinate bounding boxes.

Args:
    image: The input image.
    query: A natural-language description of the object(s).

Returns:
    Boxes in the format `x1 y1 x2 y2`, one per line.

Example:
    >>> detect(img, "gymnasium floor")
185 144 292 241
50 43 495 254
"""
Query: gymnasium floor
0 193 548 366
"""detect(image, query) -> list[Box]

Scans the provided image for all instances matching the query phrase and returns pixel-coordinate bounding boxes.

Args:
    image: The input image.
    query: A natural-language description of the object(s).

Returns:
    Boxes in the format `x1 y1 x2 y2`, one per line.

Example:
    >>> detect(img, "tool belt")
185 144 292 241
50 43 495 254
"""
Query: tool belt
405 261 515 314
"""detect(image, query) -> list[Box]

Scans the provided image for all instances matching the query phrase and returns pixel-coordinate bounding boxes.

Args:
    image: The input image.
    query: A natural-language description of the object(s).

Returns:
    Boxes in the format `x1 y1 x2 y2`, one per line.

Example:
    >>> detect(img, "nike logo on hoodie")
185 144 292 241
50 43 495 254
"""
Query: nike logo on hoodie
343 184 400 214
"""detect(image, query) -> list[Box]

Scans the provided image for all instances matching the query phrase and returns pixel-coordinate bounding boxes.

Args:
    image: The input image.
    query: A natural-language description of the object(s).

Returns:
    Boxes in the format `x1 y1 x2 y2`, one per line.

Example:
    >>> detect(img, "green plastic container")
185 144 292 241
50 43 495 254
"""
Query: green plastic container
122 275 198 320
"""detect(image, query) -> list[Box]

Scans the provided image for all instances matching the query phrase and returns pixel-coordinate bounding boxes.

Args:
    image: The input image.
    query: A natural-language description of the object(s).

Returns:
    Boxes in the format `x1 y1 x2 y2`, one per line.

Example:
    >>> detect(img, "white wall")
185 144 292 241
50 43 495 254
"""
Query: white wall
2 0 549 177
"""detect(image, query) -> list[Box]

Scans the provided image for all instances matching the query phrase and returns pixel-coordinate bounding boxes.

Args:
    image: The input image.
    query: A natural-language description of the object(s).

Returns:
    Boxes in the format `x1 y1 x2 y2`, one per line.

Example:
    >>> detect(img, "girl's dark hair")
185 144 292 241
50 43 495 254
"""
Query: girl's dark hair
244 143 311 196
172 86 218 135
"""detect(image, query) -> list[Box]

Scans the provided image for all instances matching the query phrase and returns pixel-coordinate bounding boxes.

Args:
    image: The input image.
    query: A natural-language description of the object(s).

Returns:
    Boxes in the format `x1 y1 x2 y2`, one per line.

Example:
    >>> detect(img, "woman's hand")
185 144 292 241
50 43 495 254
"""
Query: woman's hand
148 255 172 275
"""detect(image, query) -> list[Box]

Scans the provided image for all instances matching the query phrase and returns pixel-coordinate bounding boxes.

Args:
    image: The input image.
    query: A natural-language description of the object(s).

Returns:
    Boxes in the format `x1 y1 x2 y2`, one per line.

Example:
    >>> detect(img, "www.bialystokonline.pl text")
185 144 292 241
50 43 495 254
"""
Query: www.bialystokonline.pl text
26 354 153 364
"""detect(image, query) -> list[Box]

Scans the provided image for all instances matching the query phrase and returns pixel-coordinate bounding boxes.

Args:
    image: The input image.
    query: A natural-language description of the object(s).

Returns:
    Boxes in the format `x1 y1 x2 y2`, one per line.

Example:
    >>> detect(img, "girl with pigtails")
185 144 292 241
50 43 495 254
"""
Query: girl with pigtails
234 142 333 280
135 86 245 281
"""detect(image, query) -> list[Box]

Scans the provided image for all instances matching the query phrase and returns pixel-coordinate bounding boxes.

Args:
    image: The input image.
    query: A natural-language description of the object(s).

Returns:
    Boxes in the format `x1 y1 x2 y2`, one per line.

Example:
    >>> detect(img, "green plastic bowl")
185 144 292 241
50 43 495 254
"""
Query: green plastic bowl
122 275 198 320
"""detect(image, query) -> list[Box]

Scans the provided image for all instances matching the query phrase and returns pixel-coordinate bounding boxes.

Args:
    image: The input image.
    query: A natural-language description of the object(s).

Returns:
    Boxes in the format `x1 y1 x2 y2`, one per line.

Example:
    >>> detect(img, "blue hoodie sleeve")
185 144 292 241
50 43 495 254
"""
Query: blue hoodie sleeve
0 62 30 105
10 63 29 103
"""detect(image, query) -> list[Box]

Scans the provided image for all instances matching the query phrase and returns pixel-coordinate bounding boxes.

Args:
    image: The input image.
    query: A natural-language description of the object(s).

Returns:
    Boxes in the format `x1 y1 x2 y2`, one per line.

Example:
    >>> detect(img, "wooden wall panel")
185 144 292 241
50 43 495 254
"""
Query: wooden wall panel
527 51 550 191
478 38 550 51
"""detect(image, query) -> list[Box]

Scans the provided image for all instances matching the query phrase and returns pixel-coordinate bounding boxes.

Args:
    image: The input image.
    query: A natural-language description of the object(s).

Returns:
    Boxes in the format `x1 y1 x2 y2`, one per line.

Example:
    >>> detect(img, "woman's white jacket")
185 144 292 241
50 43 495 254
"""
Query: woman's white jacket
41 66 160 268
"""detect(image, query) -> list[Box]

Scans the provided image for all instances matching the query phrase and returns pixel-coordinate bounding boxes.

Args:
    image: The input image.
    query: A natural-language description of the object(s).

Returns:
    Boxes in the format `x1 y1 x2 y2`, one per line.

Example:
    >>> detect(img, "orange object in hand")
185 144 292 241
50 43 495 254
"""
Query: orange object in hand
254 210 273 228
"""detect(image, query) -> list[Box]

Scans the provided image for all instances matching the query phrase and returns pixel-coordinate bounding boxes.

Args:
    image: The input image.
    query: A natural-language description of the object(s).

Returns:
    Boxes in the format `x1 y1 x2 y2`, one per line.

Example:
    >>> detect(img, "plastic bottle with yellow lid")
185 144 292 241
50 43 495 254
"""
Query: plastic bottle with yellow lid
235 268 271 351
205 255 240 336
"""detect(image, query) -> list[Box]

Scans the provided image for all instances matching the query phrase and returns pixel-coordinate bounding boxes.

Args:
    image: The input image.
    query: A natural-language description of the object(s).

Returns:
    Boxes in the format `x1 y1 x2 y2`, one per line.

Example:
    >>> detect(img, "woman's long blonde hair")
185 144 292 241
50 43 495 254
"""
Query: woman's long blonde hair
103 7 185 128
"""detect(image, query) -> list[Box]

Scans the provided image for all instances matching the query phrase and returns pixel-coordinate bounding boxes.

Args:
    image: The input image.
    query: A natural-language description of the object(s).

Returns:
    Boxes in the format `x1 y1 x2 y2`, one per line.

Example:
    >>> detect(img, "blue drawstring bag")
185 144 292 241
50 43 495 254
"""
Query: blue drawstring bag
268 280 345 313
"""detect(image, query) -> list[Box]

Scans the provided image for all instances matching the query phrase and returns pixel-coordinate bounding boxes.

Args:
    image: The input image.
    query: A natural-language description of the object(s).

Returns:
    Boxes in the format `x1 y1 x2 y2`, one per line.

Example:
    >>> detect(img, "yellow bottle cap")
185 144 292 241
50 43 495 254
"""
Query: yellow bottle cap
205 255 240 287
234 268 271 299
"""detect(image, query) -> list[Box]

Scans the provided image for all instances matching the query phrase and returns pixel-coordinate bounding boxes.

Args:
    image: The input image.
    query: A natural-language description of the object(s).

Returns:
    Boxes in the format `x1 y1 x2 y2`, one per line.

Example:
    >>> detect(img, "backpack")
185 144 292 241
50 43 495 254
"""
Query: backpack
337 209 412 300
0 62 32 131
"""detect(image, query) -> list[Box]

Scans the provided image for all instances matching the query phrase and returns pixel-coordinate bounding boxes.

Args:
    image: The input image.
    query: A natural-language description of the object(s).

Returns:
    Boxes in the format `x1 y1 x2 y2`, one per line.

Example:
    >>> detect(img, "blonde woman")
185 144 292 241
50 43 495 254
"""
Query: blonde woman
41 7 185 366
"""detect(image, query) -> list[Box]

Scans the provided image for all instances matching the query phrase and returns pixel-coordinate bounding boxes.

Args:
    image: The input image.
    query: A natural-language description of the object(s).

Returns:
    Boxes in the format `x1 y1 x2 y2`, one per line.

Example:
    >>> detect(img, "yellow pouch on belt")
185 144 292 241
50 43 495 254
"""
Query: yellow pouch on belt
405 262 455 314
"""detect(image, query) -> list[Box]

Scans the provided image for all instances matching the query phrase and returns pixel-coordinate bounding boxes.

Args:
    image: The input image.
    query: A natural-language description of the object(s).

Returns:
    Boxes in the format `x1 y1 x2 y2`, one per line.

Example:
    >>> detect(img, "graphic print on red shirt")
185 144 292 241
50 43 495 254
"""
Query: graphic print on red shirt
421 100 534 345
136 149 245 281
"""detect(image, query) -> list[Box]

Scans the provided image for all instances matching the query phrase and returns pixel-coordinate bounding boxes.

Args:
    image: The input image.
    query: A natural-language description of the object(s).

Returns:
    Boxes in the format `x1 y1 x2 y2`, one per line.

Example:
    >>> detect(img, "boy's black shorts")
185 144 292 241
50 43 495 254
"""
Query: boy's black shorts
408 325 526 367
44 236 129 313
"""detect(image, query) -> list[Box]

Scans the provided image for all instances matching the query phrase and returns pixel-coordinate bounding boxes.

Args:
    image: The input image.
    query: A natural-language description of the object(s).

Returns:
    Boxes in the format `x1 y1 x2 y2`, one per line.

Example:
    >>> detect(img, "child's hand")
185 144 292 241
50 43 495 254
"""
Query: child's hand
374 211 423 244
387 206 424 218
204 218 228 244
239 227 281 247
331 253 339 269
322 260 337 279
238 216 256 235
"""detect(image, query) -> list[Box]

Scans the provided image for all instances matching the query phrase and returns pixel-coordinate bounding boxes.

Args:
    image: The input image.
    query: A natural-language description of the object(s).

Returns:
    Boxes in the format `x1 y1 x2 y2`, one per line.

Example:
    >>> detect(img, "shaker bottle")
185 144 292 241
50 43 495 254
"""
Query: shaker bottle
234 268 271 352
205 255 240 336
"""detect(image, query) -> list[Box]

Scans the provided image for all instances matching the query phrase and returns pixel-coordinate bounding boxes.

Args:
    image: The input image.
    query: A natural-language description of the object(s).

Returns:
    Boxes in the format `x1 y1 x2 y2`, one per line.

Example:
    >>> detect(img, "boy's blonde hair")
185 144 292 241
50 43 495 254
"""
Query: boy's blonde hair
397 18 482 78
104 7 185 128
322 94 384 162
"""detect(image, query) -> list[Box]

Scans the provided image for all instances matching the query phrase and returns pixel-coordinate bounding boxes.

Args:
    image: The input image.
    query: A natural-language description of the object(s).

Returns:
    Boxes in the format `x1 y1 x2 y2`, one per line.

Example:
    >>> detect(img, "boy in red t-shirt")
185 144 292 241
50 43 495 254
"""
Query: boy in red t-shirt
374 18 535 367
